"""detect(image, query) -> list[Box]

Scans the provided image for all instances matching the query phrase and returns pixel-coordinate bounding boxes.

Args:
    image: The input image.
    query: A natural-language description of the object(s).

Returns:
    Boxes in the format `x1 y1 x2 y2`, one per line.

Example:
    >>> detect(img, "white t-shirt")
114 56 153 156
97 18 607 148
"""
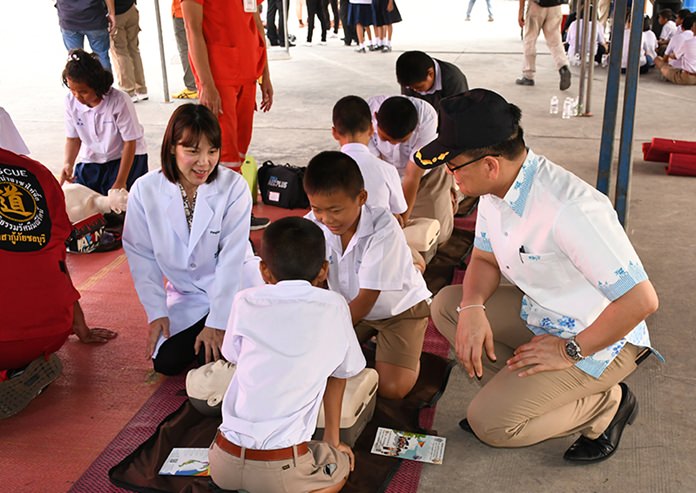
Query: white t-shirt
642 30 658 60
367 95 438 178
349 0 371 4
666 29 694 57
307 205 431 320
678 37 696 73
65 87 147 164
566 19 606 61
474 150 658 378
219 281 366 449
341 143 407 215
622 29 646 68
660 20 678 41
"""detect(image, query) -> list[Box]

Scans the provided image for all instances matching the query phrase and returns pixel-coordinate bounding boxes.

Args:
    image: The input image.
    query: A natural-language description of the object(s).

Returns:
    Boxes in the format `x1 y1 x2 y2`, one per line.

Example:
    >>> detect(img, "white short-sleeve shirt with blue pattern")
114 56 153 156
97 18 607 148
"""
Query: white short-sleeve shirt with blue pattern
474 150 661 378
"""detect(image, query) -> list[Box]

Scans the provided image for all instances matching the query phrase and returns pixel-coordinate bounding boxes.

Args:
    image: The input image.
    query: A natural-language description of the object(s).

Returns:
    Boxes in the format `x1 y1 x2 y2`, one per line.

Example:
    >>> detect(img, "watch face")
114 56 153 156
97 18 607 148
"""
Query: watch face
566 341 580 360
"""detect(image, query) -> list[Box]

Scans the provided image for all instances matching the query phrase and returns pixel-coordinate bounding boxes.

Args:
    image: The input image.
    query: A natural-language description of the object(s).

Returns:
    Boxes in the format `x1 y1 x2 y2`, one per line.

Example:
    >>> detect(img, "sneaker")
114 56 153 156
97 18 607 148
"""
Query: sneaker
319 40 327 45
356 47 367 53
305 41 313 46
381 45 392 53
250 215 271 231
465 16 471 21
136 93 149 102
0 354 62 419
368 44 379 51
559 65 572 91
515 76 535 86
130 94 139 103
172 88 199 99
488 16 494 22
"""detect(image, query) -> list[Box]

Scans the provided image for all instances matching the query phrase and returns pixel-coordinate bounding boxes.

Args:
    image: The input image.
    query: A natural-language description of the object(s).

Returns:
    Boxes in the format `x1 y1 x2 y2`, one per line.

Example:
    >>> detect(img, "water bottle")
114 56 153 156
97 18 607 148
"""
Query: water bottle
573 53 581 67
562 98 572 119
571 97 579 117
549 96 559 115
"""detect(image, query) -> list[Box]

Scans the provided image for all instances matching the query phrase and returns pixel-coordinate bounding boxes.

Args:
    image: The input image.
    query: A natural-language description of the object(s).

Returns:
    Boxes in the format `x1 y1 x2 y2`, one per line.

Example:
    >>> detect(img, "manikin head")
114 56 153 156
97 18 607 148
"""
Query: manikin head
186 360 236 416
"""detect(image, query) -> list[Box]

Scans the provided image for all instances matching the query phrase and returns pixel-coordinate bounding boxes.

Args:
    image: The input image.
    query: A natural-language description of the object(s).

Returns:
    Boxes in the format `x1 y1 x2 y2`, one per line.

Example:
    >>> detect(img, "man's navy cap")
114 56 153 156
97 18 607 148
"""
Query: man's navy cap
414 89 520 169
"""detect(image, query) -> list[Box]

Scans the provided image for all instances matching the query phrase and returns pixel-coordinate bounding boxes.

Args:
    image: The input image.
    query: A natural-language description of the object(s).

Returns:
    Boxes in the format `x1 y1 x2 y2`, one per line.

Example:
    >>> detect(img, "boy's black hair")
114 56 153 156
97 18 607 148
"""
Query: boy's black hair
160 104 221 184
395 51 435 87
333 95 372 135
260 217 326 282
62 49 113 98
376 97 419 141
677 8 692 21
659 9 675 21
682 14 695 30
303 151 364 198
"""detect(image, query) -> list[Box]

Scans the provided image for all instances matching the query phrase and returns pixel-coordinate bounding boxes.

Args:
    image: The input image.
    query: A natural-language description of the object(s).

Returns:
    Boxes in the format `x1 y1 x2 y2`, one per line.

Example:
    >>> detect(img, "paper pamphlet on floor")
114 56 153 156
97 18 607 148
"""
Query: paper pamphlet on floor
159 448 210 476
370 427 446 464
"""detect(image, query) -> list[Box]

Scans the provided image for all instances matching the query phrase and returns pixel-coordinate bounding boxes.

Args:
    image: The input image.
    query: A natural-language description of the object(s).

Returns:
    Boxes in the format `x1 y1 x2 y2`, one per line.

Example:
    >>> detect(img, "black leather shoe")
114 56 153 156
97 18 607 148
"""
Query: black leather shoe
559 65 572 91
459 418 474 434
563 382 638 463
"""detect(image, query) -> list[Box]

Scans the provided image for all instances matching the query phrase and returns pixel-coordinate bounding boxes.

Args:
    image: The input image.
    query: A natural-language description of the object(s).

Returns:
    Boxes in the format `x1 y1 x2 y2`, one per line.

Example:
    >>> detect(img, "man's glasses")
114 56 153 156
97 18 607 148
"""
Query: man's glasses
446 153 502 172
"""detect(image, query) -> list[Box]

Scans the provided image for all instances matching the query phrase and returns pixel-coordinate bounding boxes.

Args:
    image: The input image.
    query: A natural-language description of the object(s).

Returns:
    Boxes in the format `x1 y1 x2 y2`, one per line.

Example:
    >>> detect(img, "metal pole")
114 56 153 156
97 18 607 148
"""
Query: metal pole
577 0 592 114
584 0 598 115
596 0 628 195
282 0 290 54
614 0 646 227
573 0 581 56
153 0 170 103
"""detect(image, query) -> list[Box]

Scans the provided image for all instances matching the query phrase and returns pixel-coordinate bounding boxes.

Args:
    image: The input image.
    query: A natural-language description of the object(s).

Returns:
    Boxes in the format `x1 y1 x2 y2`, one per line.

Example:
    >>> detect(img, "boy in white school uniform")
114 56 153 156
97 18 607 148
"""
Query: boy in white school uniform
304 151 431 400
367 95 455 245
210 217 366 493
332 95 407 220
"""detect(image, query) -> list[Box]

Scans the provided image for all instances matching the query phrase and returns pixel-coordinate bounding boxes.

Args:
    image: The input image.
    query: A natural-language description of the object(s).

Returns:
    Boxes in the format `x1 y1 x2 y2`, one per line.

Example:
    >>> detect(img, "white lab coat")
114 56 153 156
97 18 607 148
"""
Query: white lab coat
123 168 261 355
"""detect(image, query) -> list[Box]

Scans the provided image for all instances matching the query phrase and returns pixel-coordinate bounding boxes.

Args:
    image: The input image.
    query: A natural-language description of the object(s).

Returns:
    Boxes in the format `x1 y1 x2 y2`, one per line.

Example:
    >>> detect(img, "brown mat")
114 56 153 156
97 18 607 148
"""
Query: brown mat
108 351 455 493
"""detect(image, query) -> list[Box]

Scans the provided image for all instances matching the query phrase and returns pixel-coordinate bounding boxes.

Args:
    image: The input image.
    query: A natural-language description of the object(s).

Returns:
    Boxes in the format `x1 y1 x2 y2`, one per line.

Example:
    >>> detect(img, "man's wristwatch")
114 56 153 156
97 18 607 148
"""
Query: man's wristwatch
564 337 584 362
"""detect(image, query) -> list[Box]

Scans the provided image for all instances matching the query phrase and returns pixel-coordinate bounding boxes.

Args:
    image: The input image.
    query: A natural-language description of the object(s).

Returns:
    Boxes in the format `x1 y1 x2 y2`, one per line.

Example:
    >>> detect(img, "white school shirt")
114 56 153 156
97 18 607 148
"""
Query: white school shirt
367 95 438 178
642 30 658 60
668 30 695 68
413 59 443 95
566 19 606 61
350 0 371 3
219 281 366 449
660 20 678 41
306 205 431 320
64 87 147 164
621 29 647 68
0 107 30 155
341 143 407 214
123 168 256 356
473 150 660 378
678 37 696 73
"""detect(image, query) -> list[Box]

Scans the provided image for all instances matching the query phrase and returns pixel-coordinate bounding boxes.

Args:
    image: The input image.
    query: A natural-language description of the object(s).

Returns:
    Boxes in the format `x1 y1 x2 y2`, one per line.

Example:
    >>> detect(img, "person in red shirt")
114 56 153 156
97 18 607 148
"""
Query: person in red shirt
182 0 273 229
0 148 117 419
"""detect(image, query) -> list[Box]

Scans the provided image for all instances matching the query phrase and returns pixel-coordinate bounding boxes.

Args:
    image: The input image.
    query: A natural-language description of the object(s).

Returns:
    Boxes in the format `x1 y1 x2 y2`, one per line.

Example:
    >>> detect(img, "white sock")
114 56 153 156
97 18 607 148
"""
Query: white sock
387 39 392 47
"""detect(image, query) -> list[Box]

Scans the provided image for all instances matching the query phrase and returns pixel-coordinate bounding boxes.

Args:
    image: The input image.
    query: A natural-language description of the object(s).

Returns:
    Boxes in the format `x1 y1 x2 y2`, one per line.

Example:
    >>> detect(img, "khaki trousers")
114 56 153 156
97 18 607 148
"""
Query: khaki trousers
411 166 455 245
431 284 640 447
522 2 569 79
660 65 696 85
110 4 147 96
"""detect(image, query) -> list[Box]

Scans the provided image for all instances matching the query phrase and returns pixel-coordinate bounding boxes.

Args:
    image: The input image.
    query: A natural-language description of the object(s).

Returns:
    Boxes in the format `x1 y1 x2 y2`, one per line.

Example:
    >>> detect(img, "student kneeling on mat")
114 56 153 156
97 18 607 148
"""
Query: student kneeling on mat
0 148 117 419
210 217 365 493
418 89 661 463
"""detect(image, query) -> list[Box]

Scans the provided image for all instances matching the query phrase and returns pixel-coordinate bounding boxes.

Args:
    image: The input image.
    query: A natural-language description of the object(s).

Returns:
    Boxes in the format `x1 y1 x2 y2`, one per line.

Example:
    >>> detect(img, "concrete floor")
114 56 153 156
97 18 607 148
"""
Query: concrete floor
2 1 695 492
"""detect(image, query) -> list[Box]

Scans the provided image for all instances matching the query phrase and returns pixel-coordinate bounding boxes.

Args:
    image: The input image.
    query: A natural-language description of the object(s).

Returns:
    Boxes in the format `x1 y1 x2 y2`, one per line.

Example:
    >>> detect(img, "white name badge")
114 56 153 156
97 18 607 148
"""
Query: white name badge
243 0 256 13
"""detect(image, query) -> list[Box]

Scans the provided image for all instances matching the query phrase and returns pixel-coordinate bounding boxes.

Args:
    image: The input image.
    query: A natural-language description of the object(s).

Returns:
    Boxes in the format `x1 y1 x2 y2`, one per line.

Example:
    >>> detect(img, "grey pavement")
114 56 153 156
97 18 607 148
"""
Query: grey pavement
2 1 695 492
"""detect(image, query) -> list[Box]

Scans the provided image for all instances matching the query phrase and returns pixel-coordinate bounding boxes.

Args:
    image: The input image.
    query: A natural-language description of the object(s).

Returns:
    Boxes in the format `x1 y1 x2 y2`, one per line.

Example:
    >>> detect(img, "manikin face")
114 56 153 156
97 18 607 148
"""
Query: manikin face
66 78 102 108
174 134 220 190
186 360 236 407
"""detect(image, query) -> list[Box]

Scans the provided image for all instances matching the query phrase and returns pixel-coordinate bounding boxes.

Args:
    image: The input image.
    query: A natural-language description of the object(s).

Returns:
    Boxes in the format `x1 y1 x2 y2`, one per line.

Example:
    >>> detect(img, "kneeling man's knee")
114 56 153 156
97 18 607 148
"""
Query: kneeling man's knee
467 394 525 448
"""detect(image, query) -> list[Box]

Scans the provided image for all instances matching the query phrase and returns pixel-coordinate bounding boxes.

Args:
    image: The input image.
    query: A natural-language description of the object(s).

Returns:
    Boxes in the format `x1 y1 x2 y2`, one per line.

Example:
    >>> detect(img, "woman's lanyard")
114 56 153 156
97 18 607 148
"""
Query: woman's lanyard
178 182 197 231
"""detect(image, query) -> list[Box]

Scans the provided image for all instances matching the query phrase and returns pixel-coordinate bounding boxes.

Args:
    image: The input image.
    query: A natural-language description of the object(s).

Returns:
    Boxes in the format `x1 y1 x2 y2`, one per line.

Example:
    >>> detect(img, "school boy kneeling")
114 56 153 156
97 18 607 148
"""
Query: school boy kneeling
304 151 432 400
209 217 366 493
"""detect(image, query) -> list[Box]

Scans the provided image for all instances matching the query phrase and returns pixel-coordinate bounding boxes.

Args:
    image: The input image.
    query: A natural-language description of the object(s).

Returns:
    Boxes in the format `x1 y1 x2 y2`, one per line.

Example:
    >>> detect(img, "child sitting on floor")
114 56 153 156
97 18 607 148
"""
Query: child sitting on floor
60 49 148 196
304 151 431 399
210 217 366 493
657 9 678 55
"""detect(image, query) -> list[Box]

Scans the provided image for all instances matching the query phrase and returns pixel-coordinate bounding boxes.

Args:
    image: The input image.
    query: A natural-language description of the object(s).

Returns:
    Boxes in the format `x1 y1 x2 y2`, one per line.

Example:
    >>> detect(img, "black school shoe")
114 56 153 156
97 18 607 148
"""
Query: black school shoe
559 65 572 91
563 382 638 463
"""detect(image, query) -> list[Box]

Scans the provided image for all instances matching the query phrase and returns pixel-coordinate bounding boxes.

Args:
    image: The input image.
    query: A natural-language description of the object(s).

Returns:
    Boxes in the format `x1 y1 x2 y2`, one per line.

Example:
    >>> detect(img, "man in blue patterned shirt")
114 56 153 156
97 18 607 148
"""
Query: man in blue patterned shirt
415 89 660 463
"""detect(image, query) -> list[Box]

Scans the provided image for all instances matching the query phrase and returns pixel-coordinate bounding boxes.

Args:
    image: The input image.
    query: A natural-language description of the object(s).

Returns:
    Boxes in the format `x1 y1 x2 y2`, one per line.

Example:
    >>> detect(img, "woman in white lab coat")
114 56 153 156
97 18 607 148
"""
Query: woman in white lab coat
123 104 260 375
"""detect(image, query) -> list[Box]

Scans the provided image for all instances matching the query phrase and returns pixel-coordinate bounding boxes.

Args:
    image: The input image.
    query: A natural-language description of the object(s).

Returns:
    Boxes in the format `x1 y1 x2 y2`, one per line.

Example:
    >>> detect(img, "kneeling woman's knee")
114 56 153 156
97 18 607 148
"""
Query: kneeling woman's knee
467 395 525 448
